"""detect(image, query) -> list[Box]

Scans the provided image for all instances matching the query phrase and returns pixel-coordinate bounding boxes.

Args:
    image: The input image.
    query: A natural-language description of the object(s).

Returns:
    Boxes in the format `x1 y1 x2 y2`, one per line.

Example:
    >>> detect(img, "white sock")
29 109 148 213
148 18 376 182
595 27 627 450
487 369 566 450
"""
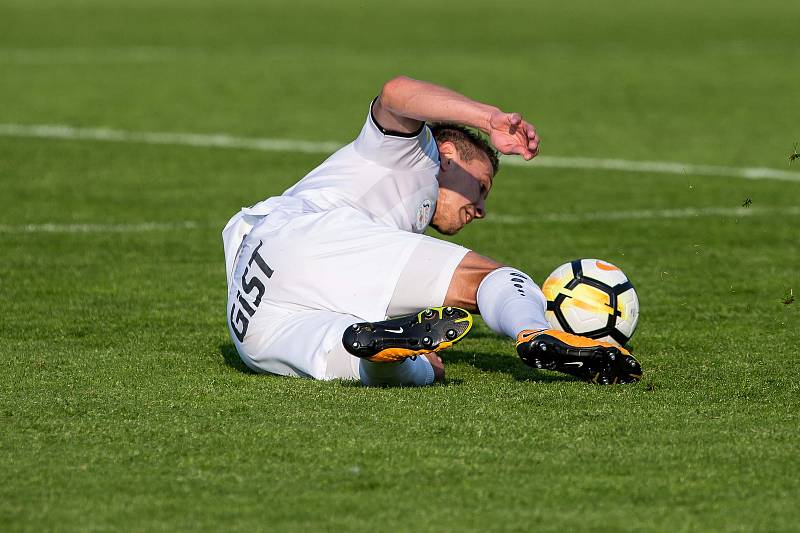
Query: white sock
358 356 435 387
476 267 549 338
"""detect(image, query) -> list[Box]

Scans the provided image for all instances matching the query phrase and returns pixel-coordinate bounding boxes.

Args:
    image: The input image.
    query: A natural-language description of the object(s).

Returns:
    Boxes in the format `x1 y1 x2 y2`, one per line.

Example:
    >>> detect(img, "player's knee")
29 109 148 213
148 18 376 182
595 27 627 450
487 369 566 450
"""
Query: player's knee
445 252 505 310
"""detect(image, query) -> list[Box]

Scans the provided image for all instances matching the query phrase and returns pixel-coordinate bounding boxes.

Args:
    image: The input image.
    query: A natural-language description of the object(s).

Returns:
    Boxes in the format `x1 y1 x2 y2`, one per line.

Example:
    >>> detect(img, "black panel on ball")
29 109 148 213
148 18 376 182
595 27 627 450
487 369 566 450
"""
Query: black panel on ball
552 292 573 333
609 328 631 346
614 280 634 294
570 259 583 278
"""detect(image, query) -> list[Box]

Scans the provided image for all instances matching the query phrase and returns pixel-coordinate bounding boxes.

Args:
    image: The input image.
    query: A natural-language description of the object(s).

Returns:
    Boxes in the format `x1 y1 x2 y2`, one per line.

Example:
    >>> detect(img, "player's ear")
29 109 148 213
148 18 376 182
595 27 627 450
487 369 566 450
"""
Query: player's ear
437 141 457 170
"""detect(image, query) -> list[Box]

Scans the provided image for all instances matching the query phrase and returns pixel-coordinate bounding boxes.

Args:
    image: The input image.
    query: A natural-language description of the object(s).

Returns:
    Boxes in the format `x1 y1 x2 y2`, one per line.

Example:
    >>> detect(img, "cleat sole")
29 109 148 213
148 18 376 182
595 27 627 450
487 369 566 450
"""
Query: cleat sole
343 306 473 362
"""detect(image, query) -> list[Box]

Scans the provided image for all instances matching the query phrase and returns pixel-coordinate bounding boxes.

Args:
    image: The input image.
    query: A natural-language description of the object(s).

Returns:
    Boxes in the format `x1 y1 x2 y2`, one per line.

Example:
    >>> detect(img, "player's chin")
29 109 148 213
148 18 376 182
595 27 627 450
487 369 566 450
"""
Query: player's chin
429 221 461 236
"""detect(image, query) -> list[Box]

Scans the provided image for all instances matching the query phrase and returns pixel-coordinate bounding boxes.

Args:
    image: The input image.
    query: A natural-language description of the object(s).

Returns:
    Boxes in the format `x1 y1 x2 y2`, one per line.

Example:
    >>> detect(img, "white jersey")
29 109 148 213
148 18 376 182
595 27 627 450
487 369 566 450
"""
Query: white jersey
222 100 441 284
284 100 440 233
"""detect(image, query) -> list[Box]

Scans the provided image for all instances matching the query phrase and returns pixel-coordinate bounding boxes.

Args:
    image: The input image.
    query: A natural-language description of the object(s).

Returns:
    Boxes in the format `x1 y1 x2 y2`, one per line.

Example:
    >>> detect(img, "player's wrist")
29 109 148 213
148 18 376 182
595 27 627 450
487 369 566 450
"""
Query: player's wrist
480 107 501 134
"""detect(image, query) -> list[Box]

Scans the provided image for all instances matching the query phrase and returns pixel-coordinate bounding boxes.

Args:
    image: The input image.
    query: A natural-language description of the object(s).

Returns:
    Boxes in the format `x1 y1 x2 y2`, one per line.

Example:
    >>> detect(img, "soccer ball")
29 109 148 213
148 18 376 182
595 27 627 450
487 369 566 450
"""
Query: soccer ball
542 259 639 346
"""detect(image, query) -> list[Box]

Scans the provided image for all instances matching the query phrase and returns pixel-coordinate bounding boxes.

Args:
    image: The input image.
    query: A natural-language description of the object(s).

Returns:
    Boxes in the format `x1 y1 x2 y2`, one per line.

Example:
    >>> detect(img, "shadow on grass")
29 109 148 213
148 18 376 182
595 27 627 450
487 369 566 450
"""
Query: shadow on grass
335 376 465 388
443 348 577 383
219 343 256 374
218 342 574 384
218 342 466 386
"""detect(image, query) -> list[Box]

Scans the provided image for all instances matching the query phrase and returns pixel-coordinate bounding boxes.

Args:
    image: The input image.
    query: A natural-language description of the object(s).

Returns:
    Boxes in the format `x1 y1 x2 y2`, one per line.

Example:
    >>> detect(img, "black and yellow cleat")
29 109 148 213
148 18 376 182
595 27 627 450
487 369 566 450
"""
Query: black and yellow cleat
516 329 642 385
343 307 473 362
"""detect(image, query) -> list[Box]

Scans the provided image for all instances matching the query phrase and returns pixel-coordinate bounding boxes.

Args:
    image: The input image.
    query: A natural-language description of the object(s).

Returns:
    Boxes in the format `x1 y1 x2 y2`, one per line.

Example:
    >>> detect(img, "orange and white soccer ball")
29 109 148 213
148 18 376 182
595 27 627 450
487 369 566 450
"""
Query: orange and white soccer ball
542 259 639 346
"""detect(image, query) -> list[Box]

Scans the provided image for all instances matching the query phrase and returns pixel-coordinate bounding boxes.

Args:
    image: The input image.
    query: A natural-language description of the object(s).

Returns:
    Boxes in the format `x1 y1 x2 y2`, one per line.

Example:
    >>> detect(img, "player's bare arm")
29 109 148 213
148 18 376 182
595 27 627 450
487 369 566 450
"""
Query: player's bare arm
374 76 540 160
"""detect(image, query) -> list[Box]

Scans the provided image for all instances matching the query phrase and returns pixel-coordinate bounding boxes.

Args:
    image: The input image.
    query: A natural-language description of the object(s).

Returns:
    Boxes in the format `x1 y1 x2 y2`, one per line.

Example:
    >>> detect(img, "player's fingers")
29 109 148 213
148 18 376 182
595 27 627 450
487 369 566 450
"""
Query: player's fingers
523 122 538 142
529 132 540 150
512 143 533 160
507 113 522 133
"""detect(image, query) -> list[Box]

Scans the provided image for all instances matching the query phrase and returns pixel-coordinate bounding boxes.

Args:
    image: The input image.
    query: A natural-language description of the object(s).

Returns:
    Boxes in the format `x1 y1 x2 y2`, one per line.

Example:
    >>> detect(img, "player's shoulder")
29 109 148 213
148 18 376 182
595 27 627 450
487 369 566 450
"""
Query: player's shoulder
352 99 439 171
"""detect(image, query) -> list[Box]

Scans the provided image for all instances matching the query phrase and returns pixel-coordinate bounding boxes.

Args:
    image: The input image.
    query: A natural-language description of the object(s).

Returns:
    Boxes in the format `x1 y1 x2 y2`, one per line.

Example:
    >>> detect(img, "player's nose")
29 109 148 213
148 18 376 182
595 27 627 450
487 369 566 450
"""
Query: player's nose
474 199 486 219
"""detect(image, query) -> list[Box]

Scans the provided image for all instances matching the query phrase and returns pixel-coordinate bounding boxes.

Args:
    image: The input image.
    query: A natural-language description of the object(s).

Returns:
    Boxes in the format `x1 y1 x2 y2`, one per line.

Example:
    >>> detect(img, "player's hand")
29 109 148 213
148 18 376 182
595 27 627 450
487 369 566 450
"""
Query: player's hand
487 111 540 160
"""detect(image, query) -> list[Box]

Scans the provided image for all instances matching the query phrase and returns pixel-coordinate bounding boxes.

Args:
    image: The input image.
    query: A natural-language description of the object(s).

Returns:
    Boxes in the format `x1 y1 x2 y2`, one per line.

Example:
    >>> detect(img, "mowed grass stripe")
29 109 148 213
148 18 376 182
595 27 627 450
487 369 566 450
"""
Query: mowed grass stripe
2 122 799 182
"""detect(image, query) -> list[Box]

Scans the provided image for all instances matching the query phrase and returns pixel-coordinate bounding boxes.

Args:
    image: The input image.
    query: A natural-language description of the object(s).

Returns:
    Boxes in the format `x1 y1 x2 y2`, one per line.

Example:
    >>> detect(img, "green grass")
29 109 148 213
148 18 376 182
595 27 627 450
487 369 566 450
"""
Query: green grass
2 0 799 531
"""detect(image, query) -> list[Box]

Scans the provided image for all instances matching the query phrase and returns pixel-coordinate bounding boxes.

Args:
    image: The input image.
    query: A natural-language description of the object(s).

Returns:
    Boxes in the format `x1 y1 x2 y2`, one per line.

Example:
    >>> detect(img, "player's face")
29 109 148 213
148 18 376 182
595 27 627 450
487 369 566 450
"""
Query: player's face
431 152 494 235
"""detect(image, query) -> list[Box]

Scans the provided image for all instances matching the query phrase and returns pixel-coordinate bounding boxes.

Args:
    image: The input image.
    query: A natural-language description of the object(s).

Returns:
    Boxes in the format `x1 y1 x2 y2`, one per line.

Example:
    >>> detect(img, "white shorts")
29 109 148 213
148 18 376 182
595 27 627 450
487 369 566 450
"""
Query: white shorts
225 206 469 380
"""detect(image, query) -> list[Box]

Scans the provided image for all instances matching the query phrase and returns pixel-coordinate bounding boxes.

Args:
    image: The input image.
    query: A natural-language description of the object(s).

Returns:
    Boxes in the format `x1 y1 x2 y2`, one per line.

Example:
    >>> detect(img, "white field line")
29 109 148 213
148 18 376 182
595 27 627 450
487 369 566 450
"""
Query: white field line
0 124 342 154
501 156 800 182
489 206 800 225
0 221 200 234
2 123 800 182
2 206 797 234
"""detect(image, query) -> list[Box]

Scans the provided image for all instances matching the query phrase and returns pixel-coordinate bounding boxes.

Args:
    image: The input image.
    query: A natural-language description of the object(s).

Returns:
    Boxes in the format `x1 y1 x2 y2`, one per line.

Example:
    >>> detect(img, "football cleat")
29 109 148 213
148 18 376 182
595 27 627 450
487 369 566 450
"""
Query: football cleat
516 329 642 385
343 307 473 362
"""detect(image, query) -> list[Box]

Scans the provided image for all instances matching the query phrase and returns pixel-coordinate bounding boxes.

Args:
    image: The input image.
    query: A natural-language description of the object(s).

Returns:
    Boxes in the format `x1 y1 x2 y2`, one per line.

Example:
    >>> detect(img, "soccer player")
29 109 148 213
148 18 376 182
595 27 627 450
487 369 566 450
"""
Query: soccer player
222 76 642 386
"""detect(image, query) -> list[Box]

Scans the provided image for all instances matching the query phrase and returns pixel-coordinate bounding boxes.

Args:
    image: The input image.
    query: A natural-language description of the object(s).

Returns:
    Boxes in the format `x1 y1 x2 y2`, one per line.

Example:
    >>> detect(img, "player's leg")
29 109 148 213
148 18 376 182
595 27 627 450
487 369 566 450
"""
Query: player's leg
232 305 439 386
343 305 471 384
438 251 550 334
355 240 554 380
441 252 642 384
335 234 477 384
228 207 467 387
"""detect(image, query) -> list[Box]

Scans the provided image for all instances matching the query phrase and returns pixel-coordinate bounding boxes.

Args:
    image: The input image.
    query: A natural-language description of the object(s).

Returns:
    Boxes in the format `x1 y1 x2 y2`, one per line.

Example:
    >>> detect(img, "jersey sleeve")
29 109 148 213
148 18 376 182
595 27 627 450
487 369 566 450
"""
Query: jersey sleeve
352 98 440 172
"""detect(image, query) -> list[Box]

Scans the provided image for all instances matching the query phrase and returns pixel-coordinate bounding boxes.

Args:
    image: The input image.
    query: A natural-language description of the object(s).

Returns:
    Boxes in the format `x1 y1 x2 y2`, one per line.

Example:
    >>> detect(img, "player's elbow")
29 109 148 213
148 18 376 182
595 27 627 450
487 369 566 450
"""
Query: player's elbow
380 76 414 108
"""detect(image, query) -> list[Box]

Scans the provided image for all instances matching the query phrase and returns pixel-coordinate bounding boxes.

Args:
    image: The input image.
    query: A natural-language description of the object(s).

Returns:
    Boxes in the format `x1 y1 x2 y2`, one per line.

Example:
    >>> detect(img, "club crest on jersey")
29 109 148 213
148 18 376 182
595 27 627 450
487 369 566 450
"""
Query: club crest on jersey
415 199 433 231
